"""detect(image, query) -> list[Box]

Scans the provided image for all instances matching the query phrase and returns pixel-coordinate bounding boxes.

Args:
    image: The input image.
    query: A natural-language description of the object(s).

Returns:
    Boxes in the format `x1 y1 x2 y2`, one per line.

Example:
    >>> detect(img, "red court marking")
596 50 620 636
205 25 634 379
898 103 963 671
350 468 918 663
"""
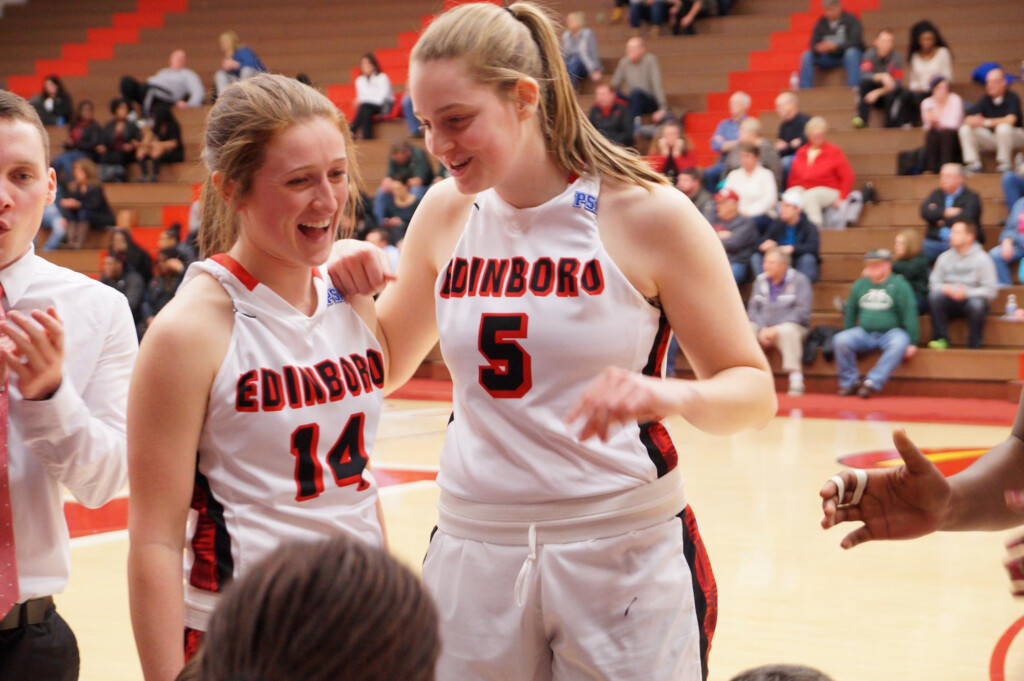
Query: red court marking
64 467 438 539
838 447 987 477
777 393 1018 427
991 614 1024 681
390 378 454 402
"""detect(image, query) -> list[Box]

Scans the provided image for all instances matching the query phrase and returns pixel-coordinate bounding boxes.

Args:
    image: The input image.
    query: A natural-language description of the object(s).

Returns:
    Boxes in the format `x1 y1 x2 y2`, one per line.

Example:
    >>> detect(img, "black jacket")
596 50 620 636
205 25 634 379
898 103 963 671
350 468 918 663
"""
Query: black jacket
589 102 634 147
809 12 864 56
760 214 821 262
920 187 983 243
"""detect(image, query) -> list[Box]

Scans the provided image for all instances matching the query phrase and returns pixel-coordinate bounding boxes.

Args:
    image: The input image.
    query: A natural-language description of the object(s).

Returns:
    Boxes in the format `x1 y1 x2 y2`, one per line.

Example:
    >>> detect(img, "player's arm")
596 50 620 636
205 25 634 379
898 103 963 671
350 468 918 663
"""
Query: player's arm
127 277 231 681
570 182 776 439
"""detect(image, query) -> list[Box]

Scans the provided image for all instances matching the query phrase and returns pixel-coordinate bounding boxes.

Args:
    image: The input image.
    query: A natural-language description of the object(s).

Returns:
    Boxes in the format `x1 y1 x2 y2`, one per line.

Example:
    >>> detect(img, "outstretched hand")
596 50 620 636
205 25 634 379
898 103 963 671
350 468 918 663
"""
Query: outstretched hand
820 429 952 549
1 307 65 400
326 239 396 298
566 366 688 442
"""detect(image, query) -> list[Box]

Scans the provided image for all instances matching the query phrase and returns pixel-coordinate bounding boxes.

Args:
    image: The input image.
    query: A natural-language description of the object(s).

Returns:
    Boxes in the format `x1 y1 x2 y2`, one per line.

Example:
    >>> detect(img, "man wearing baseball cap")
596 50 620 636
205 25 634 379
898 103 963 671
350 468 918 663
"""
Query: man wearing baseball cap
832 248 919 397
750 189 821 282
710 188 758 284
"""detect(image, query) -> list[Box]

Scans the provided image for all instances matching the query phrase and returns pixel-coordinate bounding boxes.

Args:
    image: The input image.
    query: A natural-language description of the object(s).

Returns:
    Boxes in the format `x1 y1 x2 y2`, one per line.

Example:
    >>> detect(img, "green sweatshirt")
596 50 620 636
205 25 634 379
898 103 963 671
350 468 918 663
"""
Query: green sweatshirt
844 274 919 344
892 254 929 306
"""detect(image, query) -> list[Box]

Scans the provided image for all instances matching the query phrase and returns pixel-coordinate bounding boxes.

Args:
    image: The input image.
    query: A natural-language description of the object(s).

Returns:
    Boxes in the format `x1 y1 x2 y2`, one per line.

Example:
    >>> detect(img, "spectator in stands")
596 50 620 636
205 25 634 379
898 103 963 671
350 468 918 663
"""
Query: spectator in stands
59 158 114 249
920 76 964 173
611 37 669 125
373 139 433 224
724 117 784 189
786 116 855 228
588 83 634 147
379 171 421 245
834 248 918 398
852 28 904 129
959 68 1024 174
750 189 819 282
120 48 205 118
1003 164 1024 213
704 90 751 190
927 220 997 349
920 162 982 262
351 53 394 141
773 92 810 182
135 102 183 183
97 97 141 183
628 0 668 36
892 228 929 313
676 167 713 217
709 188 758 283
649 120 695 182
142 247 185 333
36 195 68 252
100 254 146 339
214 31 266 97
365 227 401 273
723 143 778 230
747 247 813 396
109 227 154 284
560 11 602 88
667 0 703 35
989 195 1024 287
175 535 439 681
29 74 72 127
51 100 101 188
158 223 195 268
904 21 953 128
798 0 864 89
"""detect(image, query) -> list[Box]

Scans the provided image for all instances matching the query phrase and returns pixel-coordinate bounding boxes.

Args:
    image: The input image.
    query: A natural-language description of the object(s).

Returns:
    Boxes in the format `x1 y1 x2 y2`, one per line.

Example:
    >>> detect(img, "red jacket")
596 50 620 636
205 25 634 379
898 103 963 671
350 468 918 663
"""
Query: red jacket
787 141 855 199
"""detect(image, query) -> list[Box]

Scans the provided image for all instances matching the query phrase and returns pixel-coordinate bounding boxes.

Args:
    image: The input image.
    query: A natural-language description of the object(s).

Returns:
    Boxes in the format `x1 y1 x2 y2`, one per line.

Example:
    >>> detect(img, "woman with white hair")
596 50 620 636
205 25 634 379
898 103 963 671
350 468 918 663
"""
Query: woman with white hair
785 116 854 227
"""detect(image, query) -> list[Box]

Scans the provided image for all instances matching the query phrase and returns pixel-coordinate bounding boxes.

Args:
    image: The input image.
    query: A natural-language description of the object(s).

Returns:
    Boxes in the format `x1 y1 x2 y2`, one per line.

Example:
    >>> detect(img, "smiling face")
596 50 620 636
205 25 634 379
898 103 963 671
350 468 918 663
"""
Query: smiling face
230 116 349 268
0 120 56 270
410 58 527 196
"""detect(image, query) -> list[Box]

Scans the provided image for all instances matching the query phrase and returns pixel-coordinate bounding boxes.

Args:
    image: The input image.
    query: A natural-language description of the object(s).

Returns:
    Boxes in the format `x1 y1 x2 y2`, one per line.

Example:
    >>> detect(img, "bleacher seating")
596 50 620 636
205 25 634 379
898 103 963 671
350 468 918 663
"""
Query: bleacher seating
3 0 1023 398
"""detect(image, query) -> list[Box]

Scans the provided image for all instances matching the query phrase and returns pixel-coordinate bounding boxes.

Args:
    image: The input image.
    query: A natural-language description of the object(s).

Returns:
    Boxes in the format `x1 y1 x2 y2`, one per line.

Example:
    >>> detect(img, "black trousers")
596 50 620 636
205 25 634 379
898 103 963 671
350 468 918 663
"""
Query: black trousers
928 291 989 348
351 102 384 140
922 128 963 173
0 605 79 681
856 79 903 127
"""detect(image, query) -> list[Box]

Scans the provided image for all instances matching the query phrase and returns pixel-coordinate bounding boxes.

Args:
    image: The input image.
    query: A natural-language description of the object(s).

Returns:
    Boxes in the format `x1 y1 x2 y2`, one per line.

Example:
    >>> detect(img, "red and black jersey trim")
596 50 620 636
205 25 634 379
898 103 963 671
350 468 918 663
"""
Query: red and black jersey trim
188 464 234 592
680 505 718 681
639 420 678 477
641 311 671 378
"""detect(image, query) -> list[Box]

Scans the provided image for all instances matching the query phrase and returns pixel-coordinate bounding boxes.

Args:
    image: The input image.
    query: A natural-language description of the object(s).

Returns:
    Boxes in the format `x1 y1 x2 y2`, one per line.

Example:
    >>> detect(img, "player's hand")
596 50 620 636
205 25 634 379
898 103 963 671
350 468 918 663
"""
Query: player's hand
326 239 396 297
567 366 687 442
1 307 64 401
820 428 951 549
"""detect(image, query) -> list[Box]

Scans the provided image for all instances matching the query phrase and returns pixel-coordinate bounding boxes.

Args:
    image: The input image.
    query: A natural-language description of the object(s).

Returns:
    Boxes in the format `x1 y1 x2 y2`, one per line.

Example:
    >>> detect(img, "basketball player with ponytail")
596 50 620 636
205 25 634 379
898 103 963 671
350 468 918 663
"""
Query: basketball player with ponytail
127 74 388 681
330 3 777 679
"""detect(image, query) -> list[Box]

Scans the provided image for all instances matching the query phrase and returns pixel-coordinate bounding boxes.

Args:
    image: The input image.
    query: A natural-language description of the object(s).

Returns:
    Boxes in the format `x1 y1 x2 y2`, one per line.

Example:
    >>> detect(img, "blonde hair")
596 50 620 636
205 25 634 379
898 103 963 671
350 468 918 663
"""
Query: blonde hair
804 116 828 135
410 1 666 189
895 228 922 259
219 31 240 52
198 73 362 257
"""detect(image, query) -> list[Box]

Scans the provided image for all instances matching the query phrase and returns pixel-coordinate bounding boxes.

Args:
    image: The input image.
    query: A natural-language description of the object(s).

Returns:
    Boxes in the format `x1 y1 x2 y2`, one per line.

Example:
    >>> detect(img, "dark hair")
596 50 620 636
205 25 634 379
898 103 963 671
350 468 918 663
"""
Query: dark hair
109 227 144 254
152 101 177 130
907 20 951 62
163 222 182 243
679 167 702 181
188 535 439 681
361 52 382 75
738 142 760 157
295 73 313 86
0 90 51 165
367 227 392 244
110 97 129 115
389 138 412 156
40 74 67 99
952 219 979 238
730 664 835 681
71 100 94 127
158 246 180 261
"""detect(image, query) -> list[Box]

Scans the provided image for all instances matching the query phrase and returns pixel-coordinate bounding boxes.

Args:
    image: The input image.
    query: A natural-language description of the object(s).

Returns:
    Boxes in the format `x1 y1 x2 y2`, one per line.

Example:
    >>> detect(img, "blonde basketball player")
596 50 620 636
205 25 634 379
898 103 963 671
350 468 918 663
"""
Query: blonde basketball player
329 3 777 680
127 75 386 681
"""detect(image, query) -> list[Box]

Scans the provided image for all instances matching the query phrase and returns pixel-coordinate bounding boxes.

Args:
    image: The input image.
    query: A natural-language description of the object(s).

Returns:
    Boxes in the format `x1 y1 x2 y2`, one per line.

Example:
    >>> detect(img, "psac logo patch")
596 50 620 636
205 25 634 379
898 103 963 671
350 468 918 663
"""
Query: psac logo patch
573 191 597 214
838 447 987 477
326 287 345 307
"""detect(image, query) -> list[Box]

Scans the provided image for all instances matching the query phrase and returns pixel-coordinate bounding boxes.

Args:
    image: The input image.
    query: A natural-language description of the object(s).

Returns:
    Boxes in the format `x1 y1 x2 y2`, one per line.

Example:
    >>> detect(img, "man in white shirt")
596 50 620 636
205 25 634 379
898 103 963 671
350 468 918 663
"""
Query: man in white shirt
120 49 205 118
0 91 137 680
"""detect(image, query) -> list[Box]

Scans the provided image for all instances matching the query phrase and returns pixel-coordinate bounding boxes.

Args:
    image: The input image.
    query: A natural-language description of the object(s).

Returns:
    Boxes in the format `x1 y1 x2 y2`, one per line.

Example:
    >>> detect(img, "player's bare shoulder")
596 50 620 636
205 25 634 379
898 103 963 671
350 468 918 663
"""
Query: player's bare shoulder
599 176 704 242
405 177 476 271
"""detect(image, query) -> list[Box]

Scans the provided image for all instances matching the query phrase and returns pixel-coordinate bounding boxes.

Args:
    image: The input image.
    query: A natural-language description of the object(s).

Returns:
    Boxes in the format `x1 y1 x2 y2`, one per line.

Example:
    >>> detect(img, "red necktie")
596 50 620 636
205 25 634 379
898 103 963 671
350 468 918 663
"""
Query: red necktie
0 284 17 617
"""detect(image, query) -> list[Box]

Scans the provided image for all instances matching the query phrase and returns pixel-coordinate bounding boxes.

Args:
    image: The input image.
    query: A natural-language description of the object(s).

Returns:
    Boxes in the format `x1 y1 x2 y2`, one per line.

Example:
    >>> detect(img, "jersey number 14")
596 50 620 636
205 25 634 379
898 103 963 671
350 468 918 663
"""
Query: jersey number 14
290 413 369 502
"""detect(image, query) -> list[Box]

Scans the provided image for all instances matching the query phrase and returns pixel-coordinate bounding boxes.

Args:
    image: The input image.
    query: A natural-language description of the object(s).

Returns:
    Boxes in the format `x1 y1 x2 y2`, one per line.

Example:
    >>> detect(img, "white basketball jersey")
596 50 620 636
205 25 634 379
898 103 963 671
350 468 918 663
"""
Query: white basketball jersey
181 255 384 605
434 175 679 504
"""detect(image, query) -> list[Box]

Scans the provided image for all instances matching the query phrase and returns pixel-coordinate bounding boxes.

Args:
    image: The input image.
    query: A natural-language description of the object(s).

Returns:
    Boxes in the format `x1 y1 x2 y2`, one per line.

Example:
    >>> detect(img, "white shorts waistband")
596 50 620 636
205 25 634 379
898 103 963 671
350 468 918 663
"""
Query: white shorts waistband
437 468 687 546
184 583 221 632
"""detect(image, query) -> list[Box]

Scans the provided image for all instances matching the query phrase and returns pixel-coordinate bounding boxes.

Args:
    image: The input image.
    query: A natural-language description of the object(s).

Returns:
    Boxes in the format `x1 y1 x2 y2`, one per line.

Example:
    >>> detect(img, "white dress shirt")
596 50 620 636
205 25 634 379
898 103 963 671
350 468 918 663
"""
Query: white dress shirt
723 165 779 218
1 246 137 603
355 72 394 107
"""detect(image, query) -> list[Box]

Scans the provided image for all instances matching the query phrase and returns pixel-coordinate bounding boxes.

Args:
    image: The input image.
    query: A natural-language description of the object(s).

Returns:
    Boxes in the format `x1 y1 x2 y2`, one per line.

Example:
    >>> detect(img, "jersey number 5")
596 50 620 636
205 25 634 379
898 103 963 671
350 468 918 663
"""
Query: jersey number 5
478 313 532 398
290 413 369 502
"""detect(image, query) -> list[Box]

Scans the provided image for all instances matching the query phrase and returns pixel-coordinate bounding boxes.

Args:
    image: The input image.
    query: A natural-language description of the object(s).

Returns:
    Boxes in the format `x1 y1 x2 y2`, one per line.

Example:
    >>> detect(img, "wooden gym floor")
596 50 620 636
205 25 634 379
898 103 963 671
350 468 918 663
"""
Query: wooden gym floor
59 392 1024 681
